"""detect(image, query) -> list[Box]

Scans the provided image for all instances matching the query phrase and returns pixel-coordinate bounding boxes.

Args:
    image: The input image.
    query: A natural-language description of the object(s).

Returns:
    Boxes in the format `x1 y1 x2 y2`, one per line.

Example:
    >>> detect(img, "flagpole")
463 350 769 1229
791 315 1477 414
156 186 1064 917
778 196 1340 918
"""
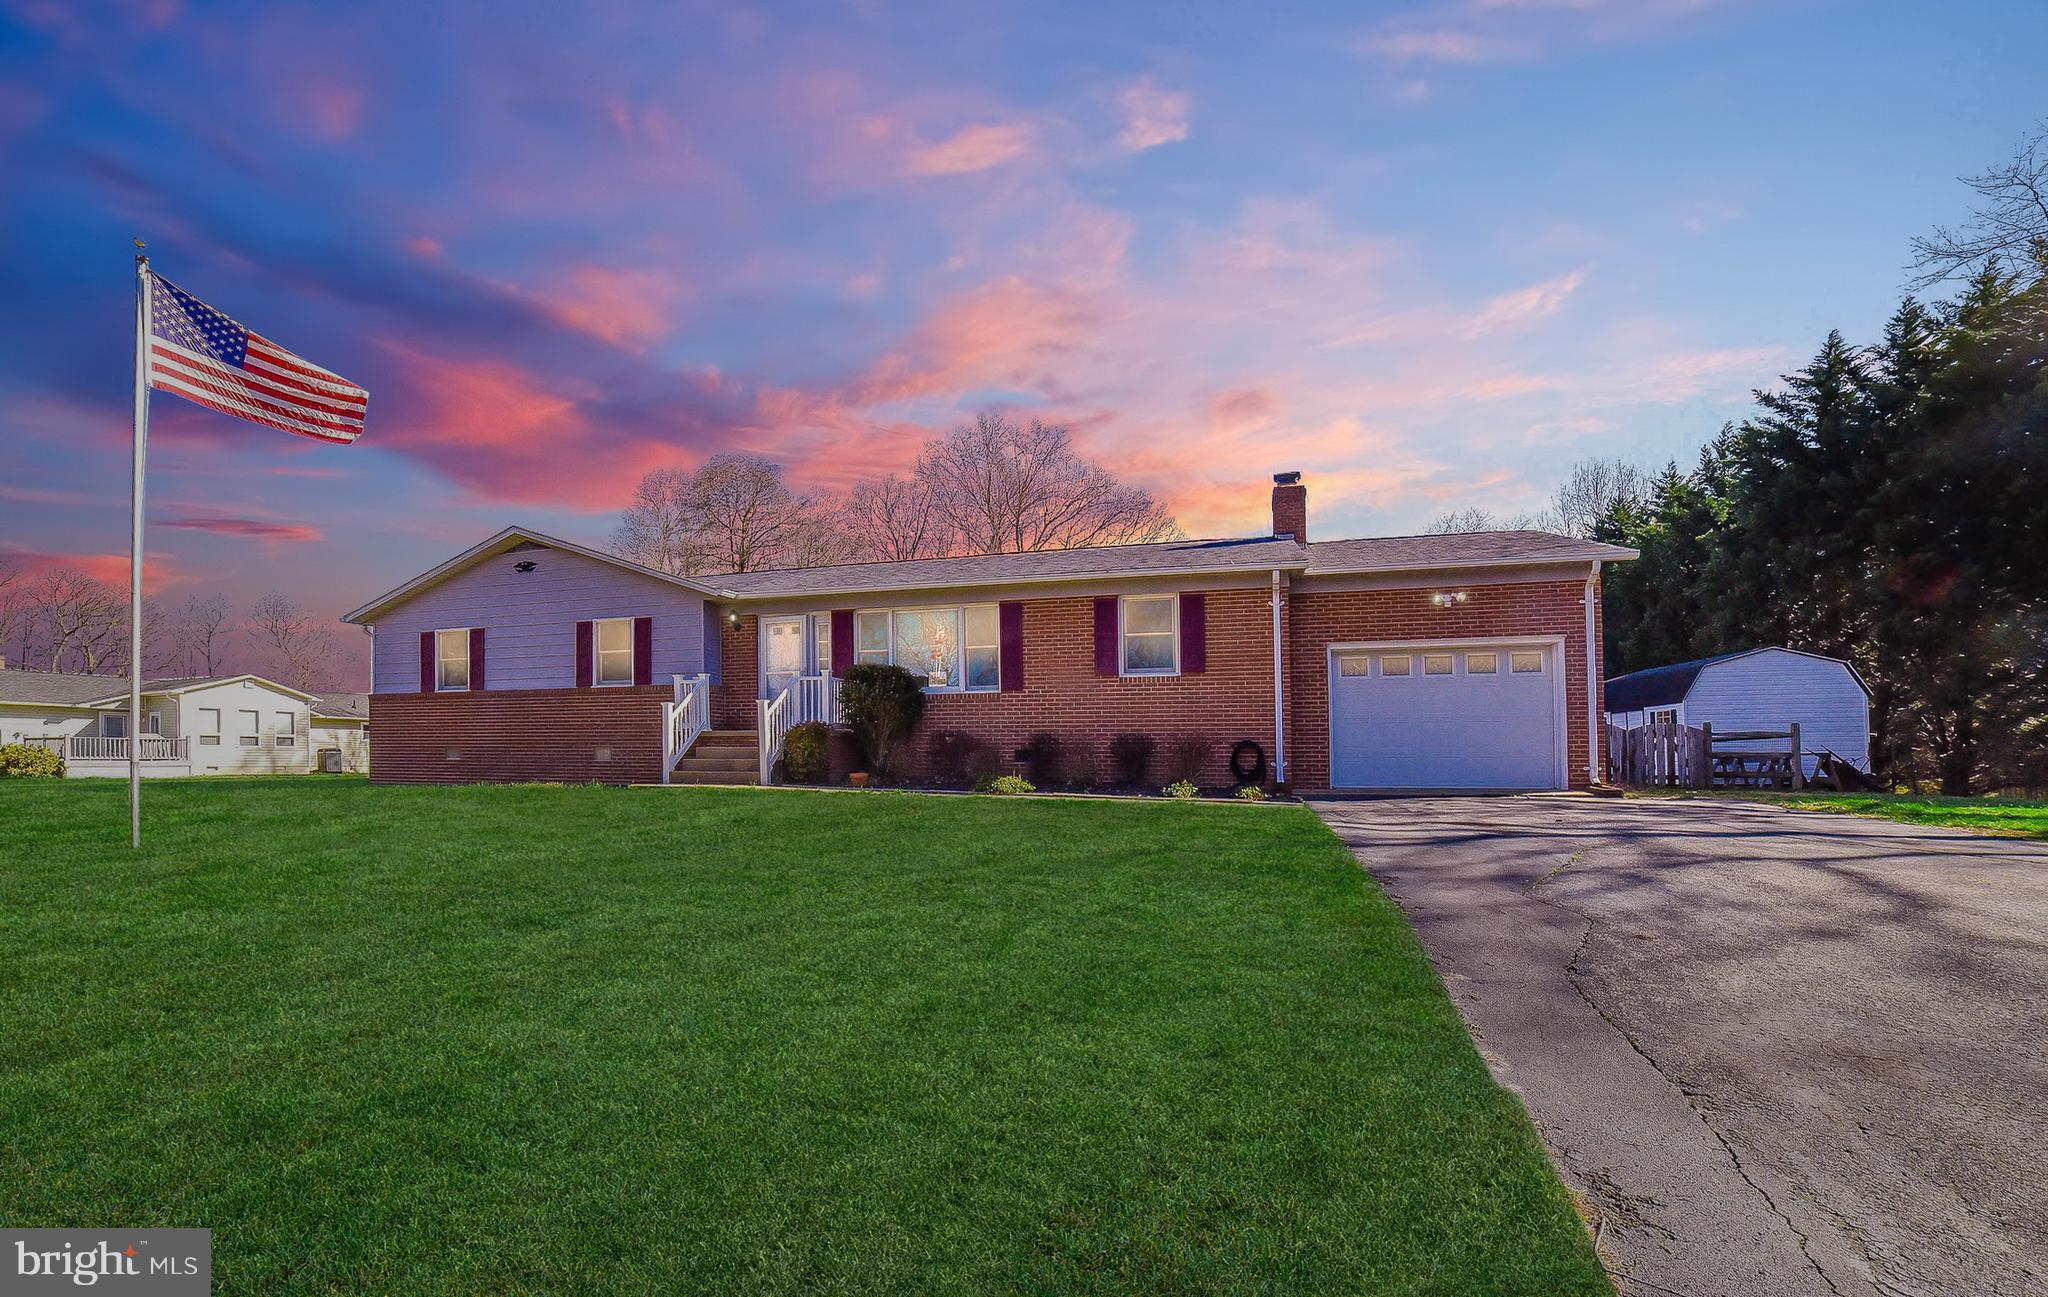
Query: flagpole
129 244 150 849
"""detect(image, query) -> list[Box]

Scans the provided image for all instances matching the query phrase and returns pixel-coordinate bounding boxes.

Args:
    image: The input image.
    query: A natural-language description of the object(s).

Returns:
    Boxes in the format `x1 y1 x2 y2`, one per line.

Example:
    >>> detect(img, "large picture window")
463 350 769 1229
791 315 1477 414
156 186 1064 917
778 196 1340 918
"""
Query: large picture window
852 605 1000 692
435 629 470 691
594 617 634 685
1120 595 1178 675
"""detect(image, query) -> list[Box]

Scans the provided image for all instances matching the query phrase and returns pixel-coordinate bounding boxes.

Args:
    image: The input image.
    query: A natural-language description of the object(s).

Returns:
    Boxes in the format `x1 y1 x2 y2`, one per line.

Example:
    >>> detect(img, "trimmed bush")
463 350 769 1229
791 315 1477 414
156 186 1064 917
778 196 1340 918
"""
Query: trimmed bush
926 729 997 785
781 721 831 784
1020 732 1064 786
0 743 64 778
839 664 926 781
1107 733 1155 787
1161 737 1209 785
976 773 1036 795
1162 779 1199 800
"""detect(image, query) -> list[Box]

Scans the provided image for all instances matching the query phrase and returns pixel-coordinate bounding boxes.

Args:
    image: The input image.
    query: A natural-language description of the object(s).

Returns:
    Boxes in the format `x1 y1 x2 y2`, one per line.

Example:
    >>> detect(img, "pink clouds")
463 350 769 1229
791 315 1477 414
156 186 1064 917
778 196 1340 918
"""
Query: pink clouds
904 122 1036 176
1116 77 1189 152
0 545 181 594
1459 267 1588 337
540 265 684 350
159 517 325 543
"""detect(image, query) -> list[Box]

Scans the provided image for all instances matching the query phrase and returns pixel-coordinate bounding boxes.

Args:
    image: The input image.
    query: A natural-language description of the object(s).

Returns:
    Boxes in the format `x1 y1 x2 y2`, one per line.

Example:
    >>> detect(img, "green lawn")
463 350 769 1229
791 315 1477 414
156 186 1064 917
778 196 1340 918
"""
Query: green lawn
1656 790 2048 839
0 779 1604 1296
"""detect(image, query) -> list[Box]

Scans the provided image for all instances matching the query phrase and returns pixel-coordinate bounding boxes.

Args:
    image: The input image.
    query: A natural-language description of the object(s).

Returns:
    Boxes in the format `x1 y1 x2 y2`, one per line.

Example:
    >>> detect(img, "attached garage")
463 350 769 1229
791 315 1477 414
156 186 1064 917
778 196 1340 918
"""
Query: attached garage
1327 639 1567 790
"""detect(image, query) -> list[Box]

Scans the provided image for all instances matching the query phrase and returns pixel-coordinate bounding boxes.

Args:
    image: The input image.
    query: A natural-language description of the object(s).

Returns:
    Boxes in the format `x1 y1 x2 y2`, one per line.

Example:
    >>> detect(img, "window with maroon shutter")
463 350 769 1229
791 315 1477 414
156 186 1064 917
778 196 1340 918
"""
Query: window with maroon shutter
575 620 594 687
419 631 434 693
1179 593 1206 674
1093 598 1118 675
633 616 654 686
469 628 487 691
999 601 1024 692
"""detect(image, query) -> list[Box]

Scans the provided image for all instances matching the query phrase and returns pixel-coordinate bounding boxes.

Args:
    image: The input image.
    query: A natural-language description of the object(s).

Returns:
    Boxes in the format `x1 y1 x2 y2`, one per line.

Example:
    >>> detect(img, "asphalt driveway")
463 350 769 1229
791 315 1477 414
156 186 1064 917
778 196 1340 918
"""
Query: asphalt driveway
1310 794 2046 1297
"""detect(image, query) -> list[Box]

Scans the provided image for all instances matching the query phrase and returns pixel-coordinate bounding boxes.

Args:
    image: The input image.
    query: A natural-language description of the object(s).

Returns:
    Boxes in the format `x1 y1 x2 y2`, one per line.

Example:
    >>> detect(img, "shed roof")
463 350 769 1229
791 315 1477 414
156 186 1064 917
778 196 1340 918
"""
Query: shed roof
1604 647 1870 713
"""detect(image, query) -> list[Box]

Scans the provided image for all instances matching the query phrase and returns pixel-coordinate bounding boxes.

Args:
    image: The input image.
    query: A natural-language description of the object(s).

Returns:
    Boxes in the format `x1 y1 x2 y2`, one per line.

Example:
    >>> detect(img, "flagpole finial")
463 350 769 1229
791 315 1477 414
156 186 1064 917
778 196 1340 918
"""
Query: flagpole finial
133 238 147 266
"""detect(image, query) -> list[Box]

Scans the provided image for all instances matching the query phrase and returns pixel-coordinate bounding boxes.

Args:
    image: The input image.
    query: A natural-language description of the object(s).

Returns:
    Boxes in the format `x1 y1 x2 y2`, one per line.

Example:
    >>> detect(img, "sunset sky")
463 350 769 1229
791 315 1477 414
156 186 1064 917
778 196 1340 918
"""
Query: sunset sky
1 0 2042 685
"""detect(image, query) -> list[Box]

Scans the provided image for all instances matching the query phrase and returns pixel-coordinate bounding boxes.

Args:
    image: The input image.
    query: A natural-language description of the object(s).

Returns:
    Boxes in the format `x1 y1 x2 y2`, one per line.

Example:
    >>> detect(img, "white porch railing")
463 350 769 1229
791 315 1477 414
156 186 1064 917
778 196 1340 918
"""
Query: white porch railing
757 673 841 783
66 735 189 763
661 673 713 785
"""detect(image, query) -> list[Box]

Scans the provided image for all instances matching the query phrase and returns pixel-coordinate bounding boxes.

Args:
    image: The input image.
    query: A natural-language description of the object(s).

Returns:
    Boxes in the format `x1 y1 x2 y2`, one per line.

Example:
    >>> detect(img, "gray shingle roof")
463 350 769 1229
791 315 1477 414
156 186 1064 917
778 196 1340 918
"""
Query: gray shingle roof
0 669 128 707
1304 530 1637 575
313 692 368 720
717 536 1311 598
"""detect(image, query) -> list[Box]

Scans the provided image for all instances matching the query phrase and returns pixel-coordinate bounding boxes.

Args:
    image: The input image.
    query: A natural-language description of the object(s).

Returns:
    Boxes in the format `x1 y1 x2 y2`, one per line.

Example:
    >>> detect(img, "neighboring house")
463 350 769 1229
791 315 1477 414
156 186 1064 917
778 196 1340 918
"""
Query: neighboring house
344 473 1636 792
312 693 371 772
1605 647 1872 776
0 669 330 777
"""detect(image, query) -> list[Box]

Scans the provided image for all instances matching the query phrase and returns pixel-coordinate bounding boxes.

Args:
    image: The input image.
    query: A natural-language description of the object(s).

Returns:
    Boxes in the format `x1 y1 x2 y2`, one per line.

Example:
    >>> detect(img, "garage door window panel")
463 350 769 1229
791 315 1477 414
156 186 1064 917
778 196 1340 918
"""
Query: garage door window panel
1511 651 1544 673
1380 655 1411 677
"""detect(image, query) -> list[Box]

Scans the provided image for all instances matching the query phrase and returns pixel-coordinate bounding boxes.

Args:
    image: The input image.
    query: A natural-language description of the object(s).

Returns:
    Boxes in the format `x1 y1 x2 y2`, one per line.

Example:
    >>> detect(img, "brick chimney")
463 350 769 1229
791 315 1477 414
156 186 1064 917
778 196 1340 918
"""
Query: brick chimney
1271 471 1307 542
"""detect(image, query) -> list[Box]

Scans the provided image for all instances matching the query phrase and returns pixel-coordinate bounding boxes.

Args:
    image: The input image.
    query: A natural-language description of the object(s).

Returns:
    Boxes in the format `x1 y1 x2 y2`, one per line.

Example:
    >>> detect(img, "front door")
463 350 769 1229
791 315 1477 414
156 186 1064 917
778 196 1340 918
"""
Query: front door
764 616 806 698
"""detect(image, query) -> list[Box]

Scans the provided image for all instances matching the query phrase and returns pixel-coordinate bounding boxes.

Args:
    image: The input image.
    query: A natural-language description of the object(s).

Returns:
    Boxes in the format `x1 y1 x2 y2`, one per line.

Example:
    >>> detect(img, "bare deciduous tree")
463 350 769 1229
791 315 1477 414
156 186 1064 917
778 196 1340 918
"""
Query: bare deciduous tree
173 594 234 676
1910 122 2048 286
916 412 1181 555
839 474 950 561
1551 458 1649 539
247 591 335 690
0 556 25 668
613 454 847 574
26 568 124 674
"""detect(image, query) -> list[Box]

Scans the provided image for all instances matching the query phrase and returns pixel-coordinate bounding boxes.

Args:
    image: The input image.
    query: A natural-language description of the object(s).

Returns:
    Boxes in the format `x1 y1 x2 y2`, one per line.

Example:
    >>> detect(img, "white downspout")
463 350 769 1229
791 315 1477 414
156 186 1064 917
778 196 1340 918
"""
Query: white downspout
1270 570 1287 787
1584 560 1602 786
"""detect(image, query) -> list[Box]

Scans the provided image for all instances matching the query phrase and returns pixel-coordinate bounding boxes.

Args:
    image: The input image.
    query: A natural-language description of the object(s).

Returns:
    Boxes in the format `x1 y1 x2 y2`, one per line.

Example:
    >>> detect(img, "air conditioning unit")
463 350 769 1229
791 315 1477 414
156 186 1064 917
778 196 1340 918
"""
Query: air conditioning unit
318 748 344 773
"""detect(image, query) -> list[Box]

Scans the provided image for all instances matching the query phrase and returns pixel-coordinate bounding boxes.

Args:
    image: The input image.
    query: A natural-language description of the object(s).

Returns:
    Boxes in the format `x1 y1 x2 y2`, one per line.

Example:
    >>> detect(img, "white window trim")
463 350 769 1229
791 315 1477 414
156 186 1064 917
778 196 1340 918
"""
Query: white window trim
843 604 1003 694
238 709 261 748
592 616 637 688
1118 593 1180 678
274 711 298 748
435 627 472 694
198 707 221 747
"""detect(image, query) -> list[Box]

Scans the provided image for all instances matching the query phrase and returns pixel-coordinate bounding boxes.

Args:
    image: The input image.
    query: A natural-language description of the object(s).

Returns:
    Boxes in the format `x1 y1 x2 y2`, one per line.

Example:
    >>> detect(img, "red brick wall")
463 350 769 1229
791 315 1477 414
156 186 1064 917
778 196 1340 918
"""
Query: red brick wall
1286 578 1599 790
733 591 1282 786
369 686 668 785
712 615 758 730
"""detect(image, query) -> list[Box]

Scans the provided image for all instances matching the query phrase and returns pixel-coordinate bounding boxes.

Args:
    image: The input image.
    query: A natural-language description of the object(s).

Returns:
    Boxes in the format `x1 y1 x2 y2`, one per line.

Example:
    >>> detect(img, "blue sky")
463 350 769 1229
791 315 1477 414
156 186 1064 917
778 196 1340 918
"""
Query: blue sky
1 0 2042 683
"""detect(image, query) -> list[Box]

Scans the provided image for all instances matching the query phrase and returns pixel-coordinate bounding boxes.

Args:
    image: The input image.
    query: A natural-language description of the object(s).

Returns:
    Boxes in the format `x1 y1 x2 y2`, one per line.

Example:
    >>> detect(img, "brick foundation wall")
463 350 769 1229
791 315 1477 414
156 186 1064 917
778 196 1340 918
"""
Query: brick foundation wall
1286 578 1600 790
369 686 669 785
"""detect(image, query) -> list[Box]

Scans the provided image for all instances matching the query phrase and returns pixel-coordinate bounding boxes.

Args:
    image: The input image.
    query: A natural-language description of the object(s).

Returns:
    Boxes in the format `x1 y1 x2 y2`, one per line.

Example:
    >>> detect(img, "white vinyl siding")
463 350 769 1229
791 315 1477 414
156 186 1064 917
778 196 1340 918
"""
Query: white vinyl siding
1680 650 1871 775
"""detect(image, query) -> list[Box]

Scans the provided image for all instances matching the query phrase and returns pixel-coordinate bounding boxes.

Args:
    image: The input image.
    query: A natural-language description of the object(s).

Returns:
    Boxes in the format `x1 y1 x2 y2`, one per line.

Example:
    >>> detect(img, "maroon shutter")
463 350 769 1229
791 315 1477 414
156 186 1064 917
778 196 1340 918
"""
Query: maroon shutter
633 616 654 686
1093 597 1118 676
1179 593 1207 674
999 601 1025 692
831 609 854 679
469 628 487 691
575 620 594 688
419 631 435 693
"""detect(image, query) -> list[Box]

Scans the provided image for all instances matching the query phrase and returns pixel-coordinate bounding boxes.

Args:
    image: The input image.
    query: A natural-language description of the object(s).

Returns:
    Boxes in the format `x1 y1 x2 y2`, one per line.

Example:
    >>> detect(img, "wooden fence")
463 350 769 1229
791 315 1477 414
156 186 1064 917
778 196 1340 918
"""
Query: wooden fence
1606 721 1804 790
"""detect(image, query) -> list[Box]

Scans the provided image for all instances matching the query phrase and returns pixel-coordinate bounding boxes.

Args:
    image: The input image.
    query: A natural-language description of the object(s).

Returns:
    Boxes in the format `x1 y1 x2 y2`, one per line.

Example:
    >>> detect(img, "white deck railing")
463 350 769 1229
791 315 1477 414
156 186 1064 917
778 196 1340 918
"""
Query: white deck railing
66 735 189 763
757 674 841 783
661 673 713 784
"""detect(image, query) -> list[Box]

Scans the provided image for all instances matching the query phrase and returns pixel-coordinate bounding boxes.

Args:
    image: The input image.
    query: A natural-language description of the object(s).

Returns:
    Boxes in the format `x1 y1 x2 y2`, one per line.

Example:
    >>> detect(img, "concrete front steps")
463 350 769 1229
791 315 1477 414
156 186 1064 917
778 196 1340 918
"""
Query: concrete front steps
669 730 760 785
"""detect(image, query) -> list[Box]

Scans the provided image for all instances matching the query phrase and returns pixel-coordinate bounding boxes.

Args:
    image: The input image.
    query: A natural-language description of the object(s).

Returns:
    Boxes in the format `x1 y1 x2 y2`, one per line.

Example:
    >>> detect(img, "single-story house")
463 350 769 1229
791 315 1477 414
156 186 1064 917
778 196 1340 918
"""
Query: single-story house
0 668 346 777
343 473 1636 793
1604 647 1872 776
311 692 371 772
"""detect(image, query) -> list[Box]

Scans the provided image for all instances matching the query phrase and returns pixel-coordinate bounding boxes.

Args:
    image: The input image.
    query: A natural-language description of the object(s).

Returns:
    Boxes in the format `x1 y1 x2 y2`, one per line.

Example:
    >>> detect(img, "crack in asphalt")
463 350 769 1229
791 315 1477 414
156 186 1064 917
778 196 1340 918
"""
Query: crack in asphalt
1526 861 1851 1297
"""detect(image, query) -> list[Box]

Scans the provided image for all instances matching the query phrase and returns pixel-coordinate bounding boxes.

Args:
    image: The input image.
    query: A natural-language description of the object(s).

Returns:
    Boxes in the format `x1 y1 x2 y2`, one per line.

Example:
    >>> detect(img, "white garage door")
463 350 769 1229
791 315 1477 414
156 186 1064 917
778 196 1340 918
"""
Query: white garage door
1329 644 1563 790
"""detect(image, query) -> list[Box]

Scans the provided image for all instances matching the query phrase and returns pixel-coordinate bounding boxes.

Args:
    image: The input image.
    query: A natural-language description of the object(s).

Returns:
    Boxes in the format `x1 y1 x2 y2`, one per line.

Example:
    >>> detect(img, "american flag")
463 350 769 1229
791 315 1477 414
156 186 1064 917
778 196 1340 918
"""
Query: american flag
145 274 368 444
